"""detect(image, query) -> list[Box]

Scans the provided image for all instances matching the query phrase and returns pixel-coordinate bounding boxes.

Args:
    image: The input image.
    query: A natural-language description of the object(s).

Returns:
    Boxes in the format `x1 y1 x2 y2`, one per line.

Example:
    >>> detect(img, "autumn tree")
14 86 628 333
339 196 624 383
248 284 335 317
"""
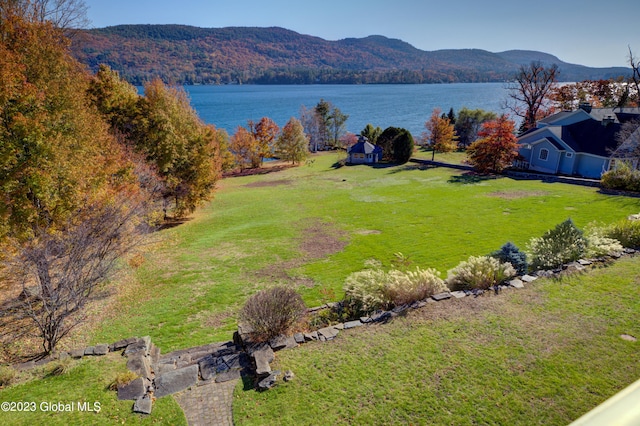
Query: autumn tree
249 117 279 167
0 11 155 355
137 79 221 217
466 115 519 173
549 79 630 110
230 126 259 171
214 127 236 173
0 12 129 242
275 117 309 165
507 61 559 133
455 108 497 149
423 108 458 160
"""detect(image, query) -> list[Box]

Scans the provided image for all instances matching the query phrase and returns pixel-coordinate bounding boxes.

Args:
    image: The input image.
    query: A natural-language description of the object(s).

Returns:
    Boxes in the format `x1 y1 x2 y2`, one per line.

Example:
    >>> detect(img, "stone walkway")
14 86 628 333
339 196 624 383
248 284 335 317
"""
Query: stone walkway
174 379 238 426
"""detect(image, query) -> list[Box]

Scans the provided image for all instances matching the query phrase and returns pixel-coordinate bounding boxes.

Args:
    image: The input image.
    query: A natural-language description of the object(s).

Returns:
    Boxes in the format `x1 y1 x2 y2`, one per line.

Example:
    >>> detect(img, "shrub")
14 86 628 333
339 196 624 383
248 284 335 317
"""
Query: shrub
584 224 624 257
0 366 17 387
446 255 516 291
108 371 139 391
239 286 306 341
490 242 528 275
344 267 447 314
383 268 447 306
601 162 640 191
527 219 587 270
343 269 388 314
604 219 640 248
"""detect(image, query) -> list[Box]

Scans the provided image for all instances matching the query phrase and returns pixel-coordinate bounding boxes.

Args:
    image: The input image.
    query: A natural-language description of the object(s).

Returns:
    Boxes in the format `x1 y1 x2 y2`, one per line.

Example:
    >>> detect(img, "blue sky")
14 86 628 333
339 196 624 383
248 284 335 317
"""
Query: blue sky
84 0 640 68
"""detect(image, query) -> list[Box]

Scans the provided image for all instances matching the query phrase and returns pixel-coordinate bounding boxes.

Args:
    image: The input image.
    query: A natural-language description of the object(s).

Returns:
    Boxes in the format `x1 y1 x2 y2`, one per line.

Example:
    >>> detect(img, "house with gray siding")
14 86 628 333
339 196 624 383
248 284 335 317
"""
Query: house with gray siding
516 106 640 178
347 136 383 164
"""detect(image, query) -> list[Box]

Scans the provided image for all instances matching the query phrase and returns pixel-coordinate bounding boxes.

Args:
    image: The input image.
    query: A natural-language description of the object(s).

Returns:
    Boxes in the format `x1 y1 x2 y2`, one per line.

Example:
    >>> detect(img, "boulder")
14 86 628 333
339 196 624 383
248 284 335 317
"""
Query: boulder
257 371 280 391
303 331 318 341
431 292 452 301
154 365 199 398
198 355 221 381
111 337 138 352
578 259 592 266
118 377 146 401
344 320 363 329
521 274 538 283
94 344 109 356
293 333 305 344
509 279 524 289
410 300 427 309
269 335 297 351
450 291 466 299
84 346 95 356
133 395 152 415
222 353 249 370
155 362 176 376
215 369 241 383
253 347 275 377
149 343 161 365
69 348 85 359
284 370 295 382
370 311 391 323
317 326 339 341
124 338 149 356
127 353 151 379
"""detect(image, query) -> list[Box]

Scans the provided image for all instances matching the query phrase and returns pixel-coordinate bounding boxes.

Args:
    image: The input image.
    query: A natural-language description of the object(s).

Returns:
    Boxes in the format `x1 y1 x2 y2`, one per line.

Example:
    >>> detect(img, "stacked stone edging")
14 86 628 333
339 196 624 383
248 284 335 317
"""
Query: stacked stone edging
232 250 637 391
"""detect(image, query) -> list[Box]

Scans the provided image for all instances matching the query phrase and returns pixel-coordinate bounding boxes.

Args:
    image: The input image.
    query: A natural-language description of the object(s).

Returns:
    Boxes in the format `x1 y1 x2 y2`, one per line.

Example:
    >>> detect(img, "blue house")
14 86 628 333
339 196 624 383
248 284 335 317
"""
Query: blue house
516 106 640 178
347 136 383 164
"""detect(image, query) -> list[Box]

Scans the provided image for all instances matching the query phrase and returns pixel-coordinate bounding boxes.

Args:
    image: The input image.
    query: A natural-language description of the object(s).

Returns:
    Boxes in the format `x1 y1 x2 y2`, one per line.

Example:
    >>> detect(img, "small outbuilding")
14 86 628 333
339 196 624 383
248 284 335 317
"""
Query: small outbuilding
347 136 383 164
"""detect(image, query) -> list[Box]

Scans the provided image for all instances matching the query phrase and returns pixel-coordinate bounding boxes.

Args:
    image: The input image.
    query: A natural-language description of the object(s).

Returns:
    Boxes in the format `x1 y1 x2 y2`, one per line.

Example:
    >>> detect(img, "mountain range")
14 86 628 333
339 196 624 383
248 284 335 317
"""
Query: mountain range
70 25 631 85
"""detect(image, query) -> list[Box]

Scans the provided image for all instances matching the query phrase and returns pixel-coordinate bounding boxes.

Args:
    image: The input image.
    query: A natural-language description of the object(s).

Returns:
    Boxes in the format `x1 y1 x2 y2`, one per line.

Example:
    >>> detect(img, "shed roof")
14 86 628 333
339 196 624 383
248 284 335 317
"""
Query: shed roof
348 141 382 155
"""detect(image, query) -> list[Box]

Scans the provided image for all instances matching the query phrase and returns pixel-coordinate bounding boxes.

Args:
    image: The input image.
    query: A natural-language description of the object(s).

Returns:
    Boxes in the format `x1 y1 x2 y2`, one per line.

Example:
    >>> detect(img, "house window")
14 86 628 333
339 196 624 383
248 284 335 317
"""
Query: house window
566 152 573 158
539 148 549 161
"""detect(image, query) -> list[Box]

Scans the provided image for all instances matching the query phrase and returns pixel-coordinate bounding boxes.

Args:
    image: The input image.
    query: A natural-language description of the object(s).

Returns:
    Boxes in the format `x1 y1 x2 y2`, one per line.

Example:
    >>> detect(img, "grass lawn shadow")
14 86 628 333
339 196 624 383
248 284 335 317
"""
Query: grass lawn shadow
448 172 500 184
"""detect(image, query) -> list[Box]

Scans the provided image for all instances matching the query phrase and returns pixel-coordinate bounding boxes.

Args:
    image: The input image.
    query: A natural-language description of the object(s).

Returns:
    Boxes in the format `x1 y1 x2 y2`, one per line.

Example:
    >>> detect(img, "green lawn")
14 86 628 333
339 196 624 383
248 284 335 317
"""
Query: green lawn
87 151 638 352
2 151 639 424
234 257 640 425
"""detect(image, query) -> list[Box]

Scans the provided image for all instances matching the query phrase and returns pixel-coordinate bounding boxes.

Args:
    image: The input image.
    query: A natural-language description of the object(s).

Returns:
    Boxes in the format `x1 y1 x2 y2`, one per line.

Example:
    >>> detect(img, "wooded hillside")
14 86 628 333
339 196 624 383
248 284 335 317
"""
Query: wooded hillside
71 25 631 85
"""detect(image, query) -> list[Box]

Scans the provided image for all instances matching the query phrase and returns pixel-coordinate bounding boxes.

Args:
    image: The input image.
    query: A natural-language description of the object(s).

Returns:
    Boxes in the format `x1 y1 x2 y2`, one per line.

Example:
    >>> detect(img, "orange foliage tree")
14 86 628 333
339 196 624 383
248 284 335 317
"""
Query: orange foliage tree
423 108 458 160
230 126 259 170
466 115 519 173
249 117 280 167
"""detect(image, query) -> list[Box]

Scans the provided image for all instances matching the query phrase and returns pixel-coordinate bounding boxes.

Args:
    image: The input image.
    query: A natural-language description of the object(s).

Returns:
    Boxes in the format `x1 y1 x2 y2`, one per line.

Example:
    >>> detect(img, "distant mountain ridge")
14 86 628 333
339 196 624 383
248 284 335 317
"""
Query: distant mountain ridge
71 24 631 85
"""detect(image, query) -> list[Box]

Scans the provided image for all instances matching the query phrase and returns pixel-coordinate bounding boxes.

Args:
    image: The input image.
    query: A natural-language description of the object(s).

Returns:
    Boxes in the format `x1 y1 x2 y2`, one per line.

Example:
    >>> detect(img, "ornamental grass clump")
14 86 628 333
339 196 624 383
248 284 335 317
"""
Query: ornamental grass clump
584 224 623 257
446 255 516 291
239 286 306 341
527 219 587 270
344 267 446 314
604 218 640 249
343 269 389 314
383 268 447 306
490 242 528 275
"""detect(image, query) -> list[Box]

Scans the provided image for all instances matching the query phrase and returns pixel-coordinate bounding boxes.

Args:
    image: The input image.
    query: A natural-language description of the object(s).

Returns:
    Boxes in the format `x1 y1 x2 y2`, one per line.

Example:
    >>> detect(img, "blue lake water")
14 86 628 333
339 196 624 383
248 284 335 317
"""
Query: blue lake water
182 83 511 137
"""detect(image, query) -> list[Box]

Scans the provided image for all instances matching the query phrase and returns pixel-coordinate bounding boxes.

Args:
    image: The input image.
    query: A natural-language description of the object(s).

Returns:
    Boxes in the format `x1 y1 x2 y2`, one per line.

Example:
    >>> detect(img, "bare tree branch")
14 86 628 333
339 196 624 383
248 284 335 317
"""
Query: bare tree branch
3 195 150 354
506 61 559 132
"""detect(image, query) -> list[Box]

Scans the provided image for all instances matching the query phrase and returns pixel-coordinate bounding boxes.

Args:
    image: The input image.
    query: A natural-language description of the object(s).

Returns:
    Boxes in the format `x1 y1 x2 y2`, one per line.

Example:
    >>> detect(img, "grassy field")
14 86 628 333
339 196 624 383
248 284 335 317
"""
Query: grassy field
1 151 639 424
233 257 640 425
85 152 639 351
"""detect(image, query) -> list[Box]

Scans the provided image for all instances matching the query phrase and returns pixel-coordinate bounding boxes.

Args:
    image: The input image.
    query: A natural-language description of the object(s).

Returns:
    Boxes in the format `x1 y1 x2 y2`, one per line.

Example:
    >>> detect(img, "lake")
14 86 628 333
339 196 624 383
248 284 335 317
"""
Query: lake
182 83 511 138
